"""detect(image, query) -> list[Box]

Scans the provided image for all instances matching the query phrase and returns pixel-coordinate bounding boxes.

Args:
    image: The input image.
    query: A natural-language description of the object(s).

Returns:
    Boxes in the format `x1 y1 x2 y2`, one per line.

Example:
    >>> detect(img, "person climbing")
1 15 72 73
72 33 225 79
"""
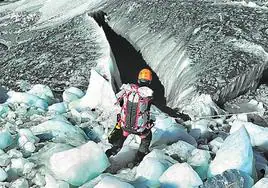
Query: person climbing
105 68 156 164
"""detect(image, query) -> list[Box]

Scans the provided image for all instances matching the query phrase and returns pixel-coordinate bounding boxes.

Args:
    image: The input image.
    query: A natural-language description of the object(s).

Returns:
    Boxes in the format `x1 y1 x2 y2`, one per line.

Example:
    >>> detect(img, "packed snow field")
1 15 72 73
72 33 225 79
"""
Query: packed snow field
0 0 268 187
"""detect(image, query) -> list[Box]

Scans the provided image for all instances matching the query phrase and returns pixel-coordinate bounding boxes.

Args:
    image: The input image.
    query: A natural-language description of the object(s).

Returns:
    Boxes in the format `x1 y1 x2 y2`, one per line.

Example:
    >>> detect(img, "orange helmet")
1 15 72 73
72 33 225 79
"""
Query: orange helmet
138 68 152 84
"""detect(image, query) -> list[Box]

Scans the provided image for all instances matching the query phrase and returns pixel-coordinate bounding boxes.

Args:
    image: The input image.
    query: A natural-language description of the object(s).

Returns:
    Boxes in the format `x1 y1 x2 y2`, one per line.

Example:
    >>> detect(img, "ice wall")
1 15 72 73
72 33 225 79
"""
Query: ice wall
103 0 268 111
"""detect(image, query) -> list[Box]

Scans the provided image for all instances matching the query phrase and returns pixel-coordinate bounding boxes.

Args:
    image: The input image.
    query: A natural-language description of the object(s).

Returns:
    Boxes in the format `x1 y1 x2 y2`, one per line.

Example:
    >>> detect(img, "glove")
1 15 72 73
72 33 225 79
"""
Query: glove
105 147 118 158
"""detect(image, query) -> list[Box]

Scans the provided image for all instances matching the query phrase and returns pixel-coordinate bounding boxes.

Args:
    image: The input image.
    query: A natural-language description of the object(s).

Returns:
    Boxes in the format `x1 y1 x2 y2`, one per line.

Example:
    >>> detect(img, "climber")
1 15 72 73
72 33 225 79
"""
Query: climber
105 68 156 164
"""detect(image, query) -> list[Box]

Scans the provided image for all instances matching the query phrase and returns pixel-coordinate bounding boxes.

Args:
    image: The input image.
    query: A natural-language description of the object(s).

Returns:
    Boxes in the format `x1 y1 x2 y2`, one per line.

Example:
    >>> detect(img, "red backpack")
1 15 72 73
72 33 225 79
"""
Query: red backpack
117 84 153 133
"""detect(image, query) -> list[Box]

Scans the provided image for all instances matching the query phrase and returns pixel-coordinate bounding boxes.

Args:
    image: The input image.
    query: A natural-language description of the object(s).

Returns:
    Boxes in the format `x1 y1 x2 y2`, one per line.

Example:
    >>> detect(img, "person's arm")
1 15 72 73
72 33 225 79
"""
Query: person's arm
115 84 128 106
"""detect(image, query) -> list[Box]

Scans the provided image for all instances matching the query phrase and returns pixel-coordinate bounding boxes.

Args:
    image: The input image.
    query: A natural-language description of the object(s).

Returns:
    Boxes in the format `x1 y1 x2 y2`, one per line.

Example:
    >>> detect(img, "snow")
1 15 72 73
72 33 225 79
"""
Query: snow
63 87 84 103
37 0 104 25
208 126 254 177
159 163 203 188
230 120 268 151
150 115 197 147
30 119 87 147
69 69 118 114
253 177 268 188
94 176 134 188
49 141 110 186
0 168 8 182
0 131 13 150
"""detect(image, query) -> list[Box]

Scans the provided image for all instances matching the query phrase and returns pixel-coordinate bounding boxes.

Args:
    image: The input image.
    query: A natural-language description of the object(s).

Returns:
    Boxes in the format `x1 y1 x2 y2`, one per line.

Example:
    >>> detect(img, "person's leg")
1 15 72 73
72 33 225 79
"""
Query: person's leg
105 127 127 157
135 130 152 163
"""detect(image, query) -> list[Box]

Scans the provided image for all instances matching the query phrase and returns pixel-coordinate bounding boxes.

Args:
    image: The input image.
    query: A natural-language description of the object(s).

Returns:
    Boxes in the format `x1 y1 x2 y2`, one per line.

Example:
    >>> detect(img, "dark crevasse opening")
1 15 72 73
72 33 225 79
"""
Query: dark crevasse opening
90 11 189 119
260 68 268 86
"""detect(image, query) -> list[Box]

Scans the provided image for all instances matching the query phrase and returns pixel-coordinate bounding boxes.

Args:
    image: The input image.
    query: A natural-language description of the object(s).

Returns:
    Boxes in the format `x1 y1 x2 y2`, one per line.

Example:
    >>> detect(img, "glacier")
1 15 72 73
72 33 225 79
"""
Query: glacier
102 0 268 116
0 0 268 187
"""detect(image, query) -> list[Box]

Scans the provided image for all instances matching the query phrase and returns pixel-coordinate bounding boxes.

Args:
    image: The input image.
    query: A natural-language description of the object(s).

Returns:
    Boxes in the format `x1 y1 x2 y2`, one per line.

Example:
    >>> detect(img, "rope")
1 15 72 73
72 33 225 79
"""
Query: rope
191 110 268 120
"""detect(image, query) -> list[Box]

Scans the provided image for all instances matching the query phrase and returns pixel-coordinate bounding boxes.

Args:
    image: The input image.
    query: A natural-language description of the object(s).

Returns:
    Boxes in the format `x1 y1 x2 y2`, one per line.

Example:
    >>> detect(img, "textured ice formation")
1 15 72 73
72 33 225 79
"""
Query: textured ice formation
11 178 29 188
6 91 48 110
0 168 8 182
151 115 197 147
44 173 70 188
103 0 268 113
49 141 109 186
0 1 120 93
162 140 196 161
30 119 87 146
0 150 10 167
208 126 254 177
0 131 13 150
0 104 9 118
48 102 68 115
69 69 118 113
159 162 203 188
27 84 54 105
18 129 39 152
135 149 175 185
63 87 84 103
187 149 211 180
94 176 134 188
230 120 268 151
203 169 254 188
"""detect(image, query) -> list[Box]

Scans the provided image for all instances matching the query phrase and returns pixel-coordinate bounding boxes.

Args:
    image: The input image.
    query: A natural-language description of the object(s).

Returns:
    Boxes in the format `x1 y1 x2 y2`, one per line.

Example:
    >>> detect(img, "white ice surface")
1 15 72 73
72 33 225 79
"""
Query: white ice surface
162 140 196 161
27 84 54 105
208 126 254 177
44 173 70 188
30 119 86 146
48 102 67 114
6 91 48 110
230 120 268 151
49 141 109 186
69 69 119 114
252 177 268 188
63 87 84 103
159 162 203 188
151 115 197 147
187 149 211 180
0 131 13 150
94 176 134 188
0 168 7 182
